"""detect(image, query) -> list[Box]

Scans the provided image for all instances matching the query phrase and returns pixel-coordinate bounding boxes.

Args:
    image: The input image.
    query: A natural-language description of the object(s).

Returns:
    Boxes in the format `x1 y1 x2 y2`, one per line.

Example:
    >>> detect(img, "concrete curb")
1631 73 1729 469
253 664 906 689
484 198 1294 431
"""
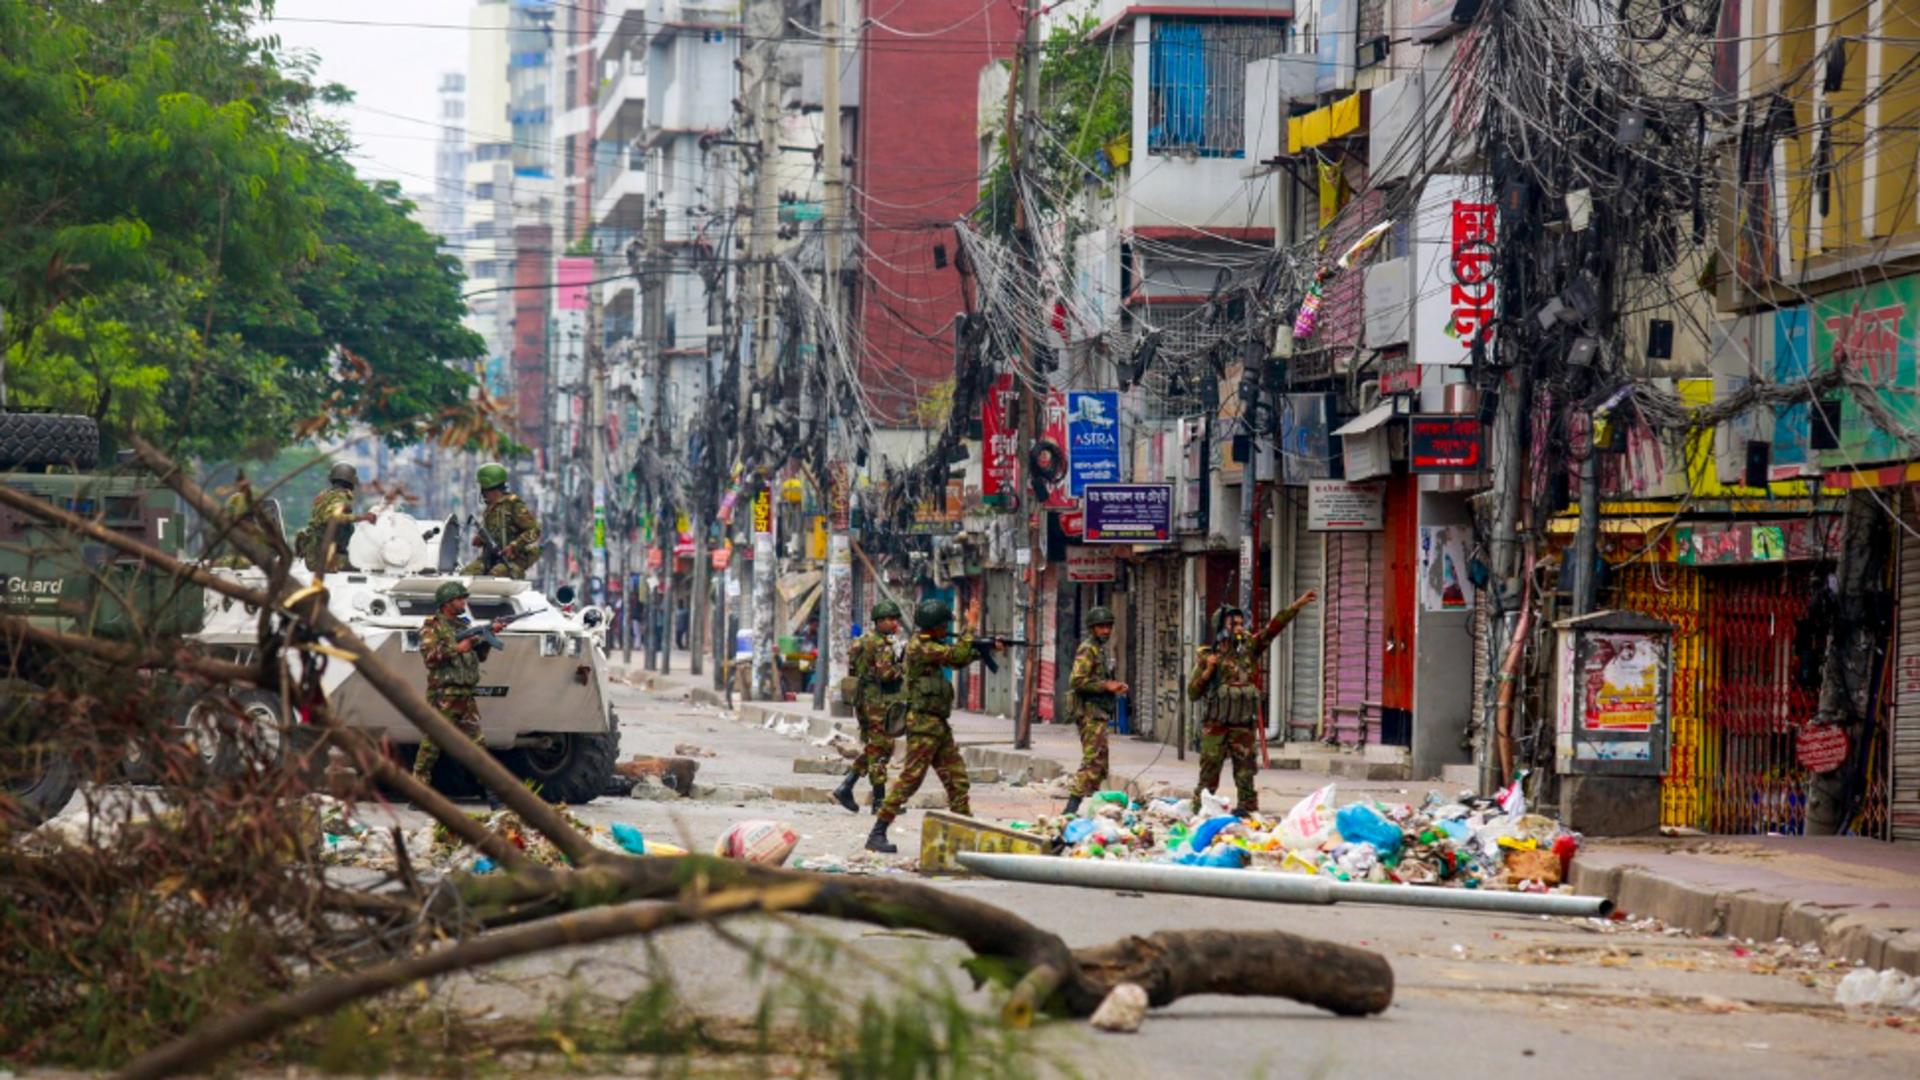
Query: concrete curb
721 700 1070 783
1568 859 1920 975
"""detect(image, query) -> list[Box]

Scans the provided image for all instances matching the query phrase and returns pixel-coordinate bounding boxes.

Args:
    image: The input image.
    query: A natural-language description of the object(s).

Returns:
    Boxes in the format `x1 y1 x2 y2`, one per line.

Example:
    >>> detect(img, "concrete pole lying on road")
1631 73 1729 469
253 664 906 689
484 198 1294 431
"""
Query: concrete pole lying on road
956 853 1614 919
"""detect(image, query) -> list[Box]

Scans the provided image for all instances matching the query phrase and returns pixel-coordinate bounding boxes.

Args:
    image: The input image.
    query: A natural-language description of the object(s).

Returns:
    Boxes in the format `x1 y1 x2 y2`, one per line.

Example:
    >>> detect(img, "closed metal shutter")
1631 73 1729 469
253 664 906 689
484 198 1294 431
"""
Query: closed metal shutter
1895 499 1920 843
1286 502 1325 742
1322 531 1385 745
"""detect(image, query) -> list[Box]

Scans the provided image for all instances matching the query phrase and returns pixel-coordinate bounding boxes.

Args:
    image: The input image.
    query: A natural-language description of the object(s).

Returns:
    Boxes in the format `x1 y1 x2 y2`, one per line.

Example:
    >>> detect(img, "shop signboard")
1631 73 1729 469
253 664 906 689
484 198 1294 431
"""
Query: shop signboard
1083 483 1172 544
751 490 771 536
1066 545 1118 583
1412 174 1498 366
982 373 1018 498
1307 480 1385 531
1408 414 1484 472
1067 390 1122 495
1812 272 1920 467
1043 390 1075 508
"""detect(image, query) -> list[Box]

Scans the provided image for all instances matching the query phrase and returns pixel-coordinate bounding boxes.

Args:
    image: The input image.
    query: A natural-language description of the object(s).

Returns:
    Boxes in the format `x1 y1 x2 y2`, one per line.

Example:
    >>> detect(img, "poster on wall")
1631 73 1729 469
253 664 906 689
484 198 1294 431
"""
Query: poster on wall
1418 525 1474 612
1280 393 1335 484
1067 390 1121 495
1042 390 1075 508
1581 633 1662 734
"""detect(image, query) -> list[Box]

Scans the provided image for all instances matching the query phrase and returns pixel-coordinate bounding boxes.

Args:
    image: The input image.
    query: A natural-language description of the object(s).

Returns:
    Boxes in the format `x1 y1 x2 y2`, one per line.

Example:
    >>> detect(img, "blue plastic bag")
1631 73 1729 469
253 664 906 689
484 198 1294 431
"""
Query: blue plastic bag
1062 818 1098 846
1335 803 1404 859
1175 845 1248 869
1188 814 1240 852
611 822 647 855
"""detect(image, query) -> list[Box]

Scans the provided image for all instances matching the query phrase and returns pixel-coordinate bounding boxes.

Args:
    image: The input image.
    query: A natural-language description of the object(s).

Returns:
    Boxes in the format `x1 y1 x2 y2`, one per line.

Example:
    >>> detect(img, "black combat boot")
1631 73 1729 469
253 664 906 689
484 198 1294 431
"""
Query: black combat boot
831 771 860 813
1062 795 1083 818
865 818 897 854
870 782 886 814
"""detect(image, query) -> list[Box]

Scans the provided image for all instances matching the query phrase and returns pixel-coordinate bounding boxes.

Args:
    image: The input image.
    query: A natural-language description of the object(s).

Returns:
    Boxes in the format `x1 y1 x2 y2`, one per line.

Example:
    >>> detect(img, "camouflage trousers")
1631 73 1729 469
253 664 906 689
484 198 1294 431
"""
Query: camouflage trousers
461 558 528 579
1193 721 1258 814
846 707 895 789
412 690 485 784
877 724 969 823
1067 709 1111 798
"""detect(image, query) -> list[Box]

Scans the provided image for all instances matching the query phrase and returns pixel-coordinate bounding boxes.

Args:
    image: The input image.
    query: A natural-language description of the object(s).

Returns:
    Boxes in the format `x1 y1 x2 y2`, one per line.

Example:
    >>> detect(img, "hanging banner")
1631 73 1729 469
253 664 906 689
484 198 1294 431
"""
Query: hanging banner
1043 390 1075 509
982 373 1018 498
751 489 772 536
1067 390 1122 495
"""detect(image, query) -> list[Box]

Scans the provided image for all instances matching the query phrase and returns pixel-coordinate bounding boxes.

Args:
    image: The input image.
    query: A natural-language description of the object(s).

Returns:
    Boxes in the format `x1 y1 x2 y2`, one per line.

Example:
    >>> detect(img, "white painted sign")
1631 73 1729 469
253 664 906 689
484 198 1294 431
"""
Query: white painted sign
1307 480 1387 531
1066 545 1118 583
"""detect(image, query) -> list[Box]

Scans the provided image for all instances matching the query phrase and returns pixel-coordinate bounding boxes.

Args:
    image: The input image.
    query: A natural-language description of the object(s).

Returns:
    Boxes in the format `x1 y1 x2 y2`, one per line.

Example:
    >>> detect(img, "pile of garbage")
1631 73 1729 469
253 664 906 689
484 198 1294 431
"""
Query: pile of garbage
1024 782 1581 891
311 795 690 874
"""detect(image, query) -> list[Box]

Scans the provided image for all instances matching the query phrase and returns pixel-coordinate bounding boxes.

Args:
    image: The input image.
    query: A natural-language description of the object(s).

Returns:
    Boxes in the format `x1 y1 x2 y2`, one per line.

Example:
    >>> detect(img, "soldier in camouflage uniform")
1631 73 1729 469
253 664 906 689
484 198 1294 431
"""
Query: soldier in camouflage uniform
212 480 276 569
463 462 543 578
1062 606 1126 816
833 599 905 814
412 581 508 800
298 463 377 575
1187 591 1316 817
865 599 1001 854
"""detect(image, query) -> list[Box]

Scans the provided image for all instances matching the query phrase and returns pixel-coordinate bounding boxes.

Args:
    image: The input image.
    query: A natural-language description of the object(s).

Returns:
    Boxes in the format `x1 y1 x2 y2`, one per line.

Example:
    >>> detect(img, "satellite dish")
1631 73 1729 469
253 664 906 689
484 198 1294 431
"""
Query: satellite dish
438 513 464 574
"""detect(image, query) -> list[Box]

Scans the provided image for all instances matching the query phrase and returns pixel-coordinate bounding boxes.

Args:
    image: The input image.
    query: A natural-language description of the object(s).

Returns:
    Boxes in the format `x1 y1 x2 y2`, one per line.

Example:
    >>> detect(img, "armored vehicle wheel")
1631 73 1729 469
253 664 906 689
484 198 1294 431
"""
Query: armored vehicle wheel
0 412 101 470
0 684 78 828
504 731 618 805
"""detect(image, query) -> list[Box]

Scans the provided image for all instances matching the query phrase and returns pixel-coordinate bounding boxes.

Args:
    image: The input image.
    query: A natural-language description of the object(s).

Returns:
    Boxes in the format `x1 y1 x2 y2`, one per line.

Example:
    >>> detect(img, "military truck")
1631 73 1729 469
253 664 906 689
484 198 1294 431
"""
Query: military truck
0 412 205 826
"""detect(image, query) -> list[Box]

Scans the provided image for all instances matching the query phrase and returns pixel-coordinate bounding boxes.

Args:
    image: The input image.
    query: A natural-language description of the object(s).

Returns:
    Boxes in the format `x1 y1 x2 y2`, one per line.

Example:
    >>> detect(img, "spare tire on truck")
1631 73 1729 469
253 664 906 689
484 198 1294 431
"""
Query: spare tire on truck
0 413 102 470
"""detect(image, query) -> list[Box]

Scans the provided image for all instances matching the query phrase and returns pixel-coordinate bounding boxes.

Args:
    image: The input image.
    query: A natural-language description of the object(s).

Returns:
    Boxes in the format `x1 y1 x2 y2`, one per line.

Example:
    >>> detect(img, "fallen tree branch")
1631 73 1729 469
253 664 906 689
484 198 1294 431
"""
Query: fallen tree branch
112 883 822 1080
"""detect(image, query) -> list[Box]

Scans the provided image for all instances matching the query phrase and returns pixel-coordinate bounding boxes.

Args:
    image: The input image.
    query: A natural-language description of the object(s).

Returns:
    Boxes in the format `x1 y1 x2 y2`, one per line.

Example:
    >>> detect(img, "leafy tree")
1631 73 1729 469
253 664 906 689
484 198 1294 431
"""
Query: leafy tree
0 0 482 460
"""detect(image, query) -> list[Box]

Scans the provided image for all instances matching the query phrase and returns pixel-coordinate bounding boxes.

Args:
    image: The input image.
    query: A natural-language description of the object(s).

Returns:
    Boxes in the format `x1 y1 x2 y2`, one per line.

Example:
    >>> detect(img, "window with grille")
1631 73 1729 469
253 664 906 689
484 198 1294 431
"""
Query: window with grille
1147 18 1290 158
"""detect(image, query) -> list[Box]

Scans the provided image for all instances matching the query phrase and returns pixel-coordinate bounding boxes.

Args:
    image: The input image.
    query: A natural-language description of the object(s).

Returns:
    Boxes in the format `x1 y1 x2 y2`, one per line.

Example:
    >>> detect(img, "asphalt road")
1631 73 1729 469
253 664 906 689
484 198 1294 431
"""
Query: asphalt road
415 675 1918 1080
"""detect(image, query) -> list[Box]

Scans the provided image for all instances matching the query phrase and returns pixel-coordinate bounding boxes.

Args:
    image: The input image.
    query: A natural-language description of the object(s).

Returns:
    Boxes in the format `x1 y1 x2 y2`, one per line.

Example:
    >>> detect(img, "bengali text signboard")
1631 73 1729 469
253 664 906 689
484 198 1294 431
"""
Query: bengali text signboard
1083 483 1172 544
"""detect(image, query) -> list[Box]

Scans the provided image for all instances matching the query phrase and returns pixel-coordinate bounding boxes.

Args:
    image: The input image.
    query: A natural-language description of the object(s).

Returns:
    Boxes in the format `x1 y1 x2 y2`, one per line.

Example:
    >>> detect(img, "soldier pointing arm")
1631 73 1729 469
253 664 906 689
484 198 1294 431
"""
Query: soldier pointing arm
1188 591 1316 817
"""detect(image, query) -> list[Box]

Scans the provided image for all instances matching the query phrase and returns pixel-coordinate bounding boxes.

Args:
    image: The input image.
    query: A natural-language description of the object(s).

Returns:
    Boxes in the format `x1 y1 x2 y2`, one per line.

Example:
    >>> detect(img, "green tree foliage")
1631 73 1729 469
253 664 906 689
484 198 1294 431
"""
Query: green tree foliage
975 10 1133 238
0 0 482 460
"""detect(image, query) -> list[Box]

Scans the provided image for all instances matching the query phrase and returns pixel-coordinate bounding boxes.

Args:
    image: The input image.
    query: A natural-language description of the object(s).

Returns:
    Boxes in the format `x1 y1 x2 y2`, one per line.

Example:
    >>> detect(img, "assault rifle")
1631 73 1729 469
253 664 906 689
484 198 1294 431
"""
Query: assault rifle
455 609 533 654
969 631 1038 675
468 514 508 574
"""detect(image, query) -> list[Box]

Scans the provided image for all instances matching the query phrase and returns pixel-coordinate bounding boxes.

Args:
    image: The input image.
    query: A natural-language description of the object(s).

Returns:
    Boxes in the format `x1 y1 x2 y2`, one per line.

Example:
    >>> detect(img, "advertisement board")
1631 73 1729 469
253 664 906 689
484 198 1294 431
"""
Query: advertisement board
1083 484 1172 544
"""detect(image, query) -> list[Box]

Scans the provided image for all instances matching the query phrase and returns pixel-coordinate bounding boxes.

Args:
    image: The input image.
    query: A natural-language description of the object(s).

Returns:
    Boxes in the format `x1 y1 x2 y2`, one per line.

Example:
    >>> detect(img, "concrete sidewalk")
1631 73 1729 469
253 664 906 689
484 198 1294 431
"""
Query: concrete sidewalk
1570 835 1920 974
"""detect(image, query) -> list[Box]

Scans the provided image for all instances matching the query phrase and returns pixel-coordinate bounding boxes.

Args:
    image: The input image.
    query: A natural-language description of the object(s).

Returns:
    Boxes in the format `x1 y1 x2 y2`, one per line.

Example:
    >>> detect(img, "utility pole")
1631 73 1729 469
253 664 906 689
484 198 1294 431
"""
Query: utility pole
643 205 674 674
816 0 852 713
743 0 784 701
587 269 609 629
1009 1 1045 750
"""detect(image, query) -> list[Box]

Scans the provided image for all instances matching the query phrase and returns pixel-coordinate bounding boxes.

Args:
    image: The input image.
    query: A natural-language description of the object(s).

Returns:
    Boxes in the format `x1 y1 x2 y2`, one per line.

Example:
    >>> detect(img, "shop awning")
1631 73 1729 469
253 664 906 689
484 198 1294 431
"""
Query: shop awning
1334 402 1396 437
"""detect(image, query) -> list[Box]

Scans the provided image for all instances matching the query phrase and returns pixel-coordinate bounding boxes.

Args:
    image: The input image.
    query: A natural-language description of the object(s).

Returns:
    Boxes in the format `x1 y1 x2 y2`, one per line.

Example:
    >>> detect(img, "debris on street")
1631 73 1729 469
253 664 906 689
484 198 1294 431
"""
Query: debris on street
713 818 801 865
614 754 701 794
1838 968 1920 1012
1089 984 1148 1033
1006 782 1585 893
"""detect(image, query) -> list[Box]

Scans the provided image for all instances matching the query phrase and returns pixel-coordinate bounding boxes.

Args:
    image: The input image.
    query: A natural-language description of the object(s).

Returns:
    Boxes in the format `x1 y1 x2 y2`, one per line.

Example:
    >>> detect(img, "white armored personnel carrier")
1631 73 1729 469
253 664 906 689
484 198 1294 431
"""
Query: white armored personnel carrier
194 509 619 803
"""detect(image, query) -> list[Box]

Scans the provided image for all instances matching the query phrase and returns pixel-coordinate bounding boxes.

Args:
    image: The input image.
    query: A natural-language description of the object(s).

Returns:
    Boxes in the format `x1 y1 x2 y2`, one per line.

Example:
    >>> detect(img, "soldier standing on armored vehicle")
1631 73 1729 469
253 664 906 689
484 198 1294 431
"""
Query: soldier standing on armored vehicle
1187 591 1315 817
833 599 905 814
412 581 507 800
1061 605 1125 817
464 462 543 578
864 599 1001 854
298 463 377 574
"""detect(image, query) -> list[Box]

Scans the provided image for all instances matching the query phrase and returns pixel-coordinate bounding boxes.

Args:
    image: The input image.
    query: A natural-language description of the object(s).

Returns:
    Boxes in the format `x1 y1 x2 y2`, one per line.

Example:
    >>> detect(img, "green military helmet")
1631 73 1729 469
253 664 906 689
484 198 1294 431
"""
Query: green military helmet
327 462 359 487
913 598 953 631
1212 604 1247 638
434 581 470 607
871 599 903 623
1084 605 1116 629
476 462 509 491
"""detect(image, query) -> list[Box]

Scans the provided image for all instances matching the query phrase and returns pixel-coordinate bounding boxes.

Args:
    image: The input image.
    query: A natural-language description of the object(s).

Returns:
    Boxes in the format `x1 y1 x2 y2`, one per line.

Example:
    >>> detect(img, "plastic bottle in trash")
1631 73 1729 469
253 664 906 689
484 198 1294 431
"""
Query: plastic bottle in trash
1175 845 1248 869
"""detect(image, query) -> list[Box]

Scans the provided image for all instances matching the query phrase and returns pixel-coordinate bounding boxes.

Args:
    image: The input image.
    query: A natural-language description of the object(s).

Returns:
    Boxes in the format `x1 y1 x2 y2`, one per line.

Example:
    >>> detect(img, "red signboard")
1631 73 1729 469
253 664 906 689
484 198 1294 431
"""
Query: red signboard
1409 414 1484 472
1796 723 1849 774
1042 390 1075 509
982 373 1018 498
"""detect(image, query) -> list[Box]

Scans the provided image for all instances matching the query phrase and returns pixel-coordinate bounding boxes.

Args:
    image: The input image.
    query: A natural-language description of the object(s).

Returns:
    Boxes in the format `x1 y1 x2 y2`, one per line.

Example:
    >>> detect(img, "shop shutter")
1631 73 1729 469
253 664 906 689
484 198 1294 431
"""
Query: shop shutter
1286 507 1325 741
1894 512 1920 843
1322 531 1385 745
